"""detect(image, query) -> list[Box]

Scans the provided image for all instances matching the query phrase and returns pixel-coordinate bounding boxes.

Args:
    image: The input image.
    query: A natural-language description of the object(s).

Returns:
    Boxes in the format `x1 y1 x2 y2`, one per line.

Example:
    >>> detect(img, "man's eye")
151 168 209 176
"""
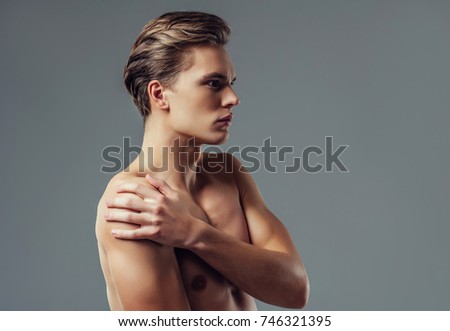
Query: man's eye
207 80 221 89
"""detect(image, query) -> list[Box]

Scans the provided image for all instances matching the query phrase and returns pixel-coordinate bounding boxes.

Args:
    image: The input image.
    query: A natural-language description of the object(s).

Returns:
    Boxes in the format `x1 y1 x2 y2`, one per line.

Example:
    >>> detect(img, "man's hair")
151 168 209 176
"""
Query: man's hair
123 11 231 120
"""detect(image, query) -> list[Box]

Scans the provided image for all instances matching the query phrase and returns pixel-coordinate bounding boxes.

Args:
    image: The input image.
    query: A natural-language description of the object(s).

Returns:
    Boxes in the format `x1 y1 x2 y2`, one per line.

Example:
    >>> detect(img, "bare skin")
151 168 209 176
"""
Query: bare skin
97 154 258 310
95 45 309 310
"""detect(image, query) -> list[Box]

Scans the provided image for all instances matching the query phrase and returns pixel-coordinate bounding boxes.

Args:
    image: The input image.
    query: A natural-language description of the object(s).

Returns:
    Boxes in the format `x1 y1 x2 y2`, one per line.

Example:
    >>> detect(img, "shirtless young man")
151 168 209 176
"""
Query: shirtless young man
95 11 310 310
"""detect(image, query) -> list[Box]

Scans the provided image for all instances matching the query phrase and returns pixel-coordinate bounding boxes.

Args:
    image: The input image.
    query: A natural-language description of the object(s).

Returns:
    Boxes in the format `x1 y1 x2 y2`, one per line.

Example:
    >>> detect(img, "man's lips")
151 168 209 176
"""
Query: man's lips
216 114 233 123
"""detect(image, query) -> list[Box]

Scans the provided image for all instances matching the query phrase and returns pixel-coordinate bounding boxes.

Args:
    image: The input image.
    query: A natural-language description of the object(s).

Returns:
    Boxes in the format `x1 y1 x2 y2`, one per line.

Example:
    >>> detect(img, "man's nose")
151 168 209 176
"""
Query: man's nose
222 87 240 108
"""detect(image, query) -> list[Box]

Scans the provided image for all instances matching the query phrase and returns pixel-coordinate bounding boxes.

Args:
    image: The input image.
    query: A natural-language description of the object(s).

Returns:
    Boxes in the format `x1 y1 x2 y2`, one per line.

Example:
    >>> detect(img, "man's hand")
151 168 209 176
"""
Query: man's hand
105 174 204 248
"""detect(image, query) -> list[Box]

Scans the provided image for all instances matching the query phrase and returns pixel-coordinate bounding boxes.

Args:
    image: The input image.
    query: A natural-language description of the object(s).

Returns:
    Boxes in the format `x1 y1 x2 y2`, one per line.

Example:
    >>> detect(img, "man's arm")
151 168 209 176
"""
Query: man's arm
96 191 190 310
187 155 310 308
105 156 310 308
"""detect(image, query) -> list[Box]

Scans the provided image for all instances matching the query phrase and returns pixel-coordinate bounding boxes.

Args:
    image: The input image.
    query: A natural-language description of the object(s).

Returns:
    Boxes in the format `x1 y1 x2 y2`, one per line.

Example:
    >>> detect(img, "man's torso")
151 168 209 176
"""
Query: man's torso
97 154 257 310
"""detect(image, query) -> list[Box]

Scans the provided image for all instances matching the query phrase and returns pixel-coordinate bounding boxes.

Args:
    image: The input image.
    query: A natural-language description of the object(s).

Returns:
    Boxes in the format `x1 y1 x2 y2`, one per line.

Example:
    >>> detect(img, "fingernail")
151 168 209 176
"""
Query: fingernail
111 230 118 236
104 211 109 218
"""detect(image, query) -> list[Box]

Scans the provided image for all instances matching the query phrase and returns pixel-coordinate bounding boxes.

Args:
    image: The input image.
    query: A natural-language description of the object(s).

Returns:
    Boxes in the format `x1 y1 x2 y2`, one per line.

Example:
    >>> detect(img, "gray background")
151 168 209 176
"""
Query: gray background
1 0 449 310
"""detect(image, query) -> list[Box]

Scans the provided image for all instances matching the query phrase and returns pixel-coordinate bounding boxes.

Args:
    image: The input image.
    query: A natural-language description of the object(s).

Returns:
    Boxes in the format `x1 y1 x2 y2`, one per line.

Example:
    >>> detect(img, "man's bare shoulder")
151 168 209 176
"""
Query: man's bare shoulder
200 151 249 195
102 172 147 198
200 151 243 179
95 172 148 246
95 172 191 310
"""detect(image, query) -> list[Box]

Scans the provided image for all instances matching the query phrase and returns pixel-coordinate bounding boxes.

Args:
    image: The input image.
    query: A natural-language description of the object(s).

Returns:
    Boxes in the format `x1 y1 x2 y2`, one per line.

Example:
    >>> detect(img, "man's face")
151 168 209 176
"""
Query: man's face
164 45 239 145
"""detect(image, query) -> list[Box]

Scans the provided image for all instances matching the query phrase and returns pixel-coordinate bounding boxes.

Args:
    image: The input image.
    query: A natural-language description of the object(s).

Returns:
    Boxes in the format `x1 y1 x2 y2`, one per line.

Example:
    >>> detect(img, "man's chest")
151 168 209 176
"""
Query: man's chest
175 176 254 309
188 175 250 243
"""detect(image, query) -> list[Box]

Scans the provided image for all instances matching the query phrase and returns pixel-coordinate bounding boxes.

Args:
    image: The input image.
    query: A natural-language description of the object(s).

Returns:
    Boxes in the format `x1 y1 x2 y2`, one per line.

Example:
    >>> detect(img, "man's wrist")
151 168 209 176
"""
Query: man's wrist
182 216 209 250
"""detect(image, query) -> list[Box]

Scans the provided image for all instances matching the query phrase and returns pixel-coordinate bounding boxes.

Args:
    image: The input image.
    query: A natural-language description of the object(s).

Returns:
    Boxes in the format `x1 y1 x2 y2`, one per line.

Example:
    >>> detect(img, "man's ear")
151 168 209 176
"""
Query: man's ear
147 80 169 111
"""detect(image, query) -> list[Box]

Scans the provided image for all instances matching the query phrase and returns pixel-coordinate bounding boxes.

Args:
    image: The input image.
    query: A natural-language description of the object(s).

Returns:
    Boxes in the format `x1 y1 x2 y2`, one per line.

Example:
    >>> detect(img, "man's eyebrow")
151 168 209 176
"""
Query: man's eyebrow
199 72 237 83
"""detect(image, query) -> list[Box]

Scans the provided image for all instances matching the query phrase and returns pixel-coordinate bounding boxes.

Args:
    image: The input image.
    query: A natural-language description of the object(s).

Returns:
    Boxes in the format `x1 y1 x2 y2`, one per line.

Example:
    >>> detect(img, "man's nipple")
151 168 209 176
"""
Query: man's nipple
191 274 207 291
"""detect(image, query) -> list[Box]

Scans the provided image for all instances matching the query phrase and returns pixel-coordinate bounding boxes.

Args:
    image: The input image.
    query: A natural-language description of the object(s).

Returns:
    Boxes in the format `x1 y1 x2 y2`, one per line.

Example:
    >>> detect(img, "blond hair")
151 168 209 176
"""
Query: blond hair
123 11 231 120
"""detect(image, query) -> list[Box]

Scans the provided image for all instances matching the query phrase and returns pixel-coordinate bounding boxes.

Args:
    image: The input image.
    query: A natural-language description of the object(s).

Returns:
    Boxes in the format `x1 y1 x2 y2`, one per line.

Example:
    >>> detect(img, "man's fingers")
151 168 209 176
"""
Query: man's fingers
115 182 160 199
111 227 158 240
145 175 173 196
104 210 149 225
106 196 149 211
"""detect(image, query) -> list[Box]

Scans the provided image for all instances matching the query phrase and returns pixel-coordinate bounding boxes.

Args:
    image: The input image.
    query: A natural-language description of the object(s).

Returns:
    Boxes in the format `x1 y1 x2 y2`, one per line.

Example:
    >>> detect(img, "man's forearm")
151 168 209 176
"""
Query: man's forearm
188 218 309 308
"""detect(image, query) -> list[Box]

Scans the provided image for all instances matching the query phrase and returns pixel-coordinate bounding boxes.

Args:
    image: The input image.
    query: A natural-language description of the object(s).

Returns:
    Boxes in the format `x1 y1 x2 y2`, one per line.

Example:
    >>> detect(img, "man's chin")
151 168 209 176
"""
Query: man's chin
188 131 229 146
205 134 229 145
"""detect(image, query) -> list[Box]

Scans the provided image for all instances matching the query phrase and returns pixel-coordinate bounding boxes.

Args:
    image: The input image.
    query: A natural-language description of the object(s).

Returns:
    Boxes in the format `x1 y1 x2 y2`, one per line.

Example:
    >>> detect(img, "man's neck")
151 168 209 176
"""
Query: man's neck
127 119 202 192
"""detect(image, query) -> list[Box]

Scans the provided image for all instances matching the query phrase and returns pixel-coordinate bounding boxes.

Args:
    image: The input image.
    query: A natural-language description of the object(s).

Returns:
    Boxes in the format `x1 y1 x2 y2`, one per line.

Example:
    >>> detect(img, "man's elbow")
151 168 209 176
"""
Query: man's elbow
287 274 310 309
